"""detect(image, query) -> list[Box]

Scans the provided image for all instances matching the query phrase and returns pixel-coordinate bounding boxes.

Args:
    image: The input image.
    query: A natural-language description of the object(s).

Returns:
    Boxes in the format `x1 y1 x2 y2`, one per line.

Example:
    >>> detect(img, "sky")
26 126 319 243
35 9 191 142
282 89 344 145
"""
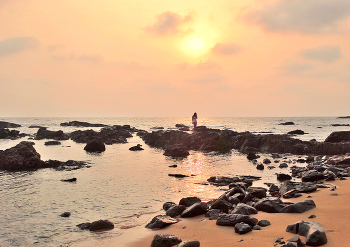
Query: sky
1 0 350 117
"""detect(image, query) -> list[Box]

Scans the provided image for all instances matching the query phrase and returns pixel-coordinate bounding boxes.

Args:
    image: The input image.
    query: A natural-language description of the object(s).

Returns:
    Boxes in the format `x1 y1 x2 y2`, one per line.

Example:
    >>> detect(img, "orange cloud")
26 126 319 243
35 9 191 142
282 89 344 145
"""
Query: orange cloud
212 43 241 55
0 37 39 57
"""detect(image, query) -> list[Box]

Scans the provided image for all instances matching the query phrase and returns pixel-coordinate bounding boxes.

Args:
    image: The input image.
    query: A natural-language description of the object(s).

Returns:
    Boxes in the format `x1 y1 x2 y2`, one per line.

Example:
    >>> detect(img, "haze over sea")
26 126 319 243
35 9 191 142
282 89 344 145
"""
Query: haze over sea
1 117 349 247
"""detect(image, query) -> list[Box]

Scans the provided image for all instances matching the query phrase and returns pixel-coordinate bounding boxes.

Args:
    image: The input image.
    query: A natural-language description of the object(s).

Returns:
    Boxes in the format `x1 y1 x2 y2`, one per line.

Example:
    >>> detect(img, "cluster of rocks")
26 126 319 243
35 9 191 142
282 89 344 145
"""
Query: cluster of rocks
0 128 27 139
35 127 69 140
60 121 108 127
0 121 21 128
0 141 89 171
77 219 114 231
151 234 199 247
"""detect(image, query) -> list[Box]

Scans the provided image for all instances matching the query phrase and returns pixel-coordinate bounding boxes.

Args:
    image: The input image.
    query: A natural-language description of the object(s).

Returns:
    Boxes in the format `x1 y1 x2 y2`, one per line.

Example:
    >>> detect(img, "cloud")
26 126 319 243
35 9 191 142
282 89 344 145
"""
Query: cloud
51 52 102 63
178 60 218 71
0 37 39 57
281 62 314 76
145 11 193 35
301 46 342 63
212 43 241 55
244 0 350 33
188 73 225 84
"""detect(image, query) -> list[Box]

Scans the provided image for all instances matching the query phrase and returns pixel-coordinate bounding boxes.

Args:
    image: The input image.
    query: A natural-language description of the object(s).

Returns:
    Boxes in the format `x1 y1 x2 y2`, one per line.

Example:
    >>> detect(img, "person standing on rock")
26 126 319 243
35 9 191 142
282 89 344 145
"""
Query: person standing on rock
192 112 197 130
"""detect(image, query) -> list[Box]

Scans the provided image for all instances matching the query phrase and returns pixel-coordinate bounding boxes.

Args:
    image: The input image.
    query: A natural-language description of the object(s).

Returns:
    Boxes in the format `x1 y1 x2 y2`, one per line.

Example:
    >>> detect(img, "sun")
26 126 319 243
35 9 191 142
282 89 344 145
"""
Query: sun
188 38 204 50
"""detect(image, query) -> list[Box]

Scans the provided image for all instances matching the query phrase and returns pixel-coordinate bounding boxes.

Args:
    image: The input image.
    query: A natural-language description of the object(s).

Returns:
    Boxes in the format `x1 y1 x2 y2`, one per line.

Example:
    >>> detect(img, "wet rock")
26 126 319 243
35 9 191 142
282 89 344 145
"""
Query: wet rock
175 124 187 128
145 215 177 229
302 170 325 182
263 158 271 164
61 178 77 182
163 144 190 157
166 205 186 217
60 121 108 127
279 122 295 125
234 222 252 234
206 209 222 220
77 222 91 230
277 173 292 181
280 200 316 213
279 163 289 168
178 240 200 247
0 128 27 139
151 126 164 130
44 141 61 146
286 221 327 246
46 159 89 171
256 163 264 170
84 139 106 152
0 121 21 128
70 126 132 144
181 202 207 218
288 130 306 135
60 212 71 217
129 144 144 151
254 197 285 213
247 152 259 160
295 182 318 193
0 141 45 171
216 213 258 227
77 220 114 231
179 197 201 207
169 174 189 178
151 234 182 247
325 131 350 143
246 187 267 199
258 220 271 227
231 203 258 215
35 128 69 140
163 202 176 211
210 199 232 213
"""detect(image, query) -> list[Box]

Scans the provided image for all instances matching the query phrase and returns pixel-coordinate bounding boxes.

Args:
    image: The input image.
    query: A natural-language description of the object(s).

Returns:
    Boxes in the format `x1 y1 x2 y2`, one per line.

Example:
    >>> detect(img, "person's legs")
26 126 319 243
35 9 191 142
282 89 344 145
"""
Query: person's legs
194 122 197 129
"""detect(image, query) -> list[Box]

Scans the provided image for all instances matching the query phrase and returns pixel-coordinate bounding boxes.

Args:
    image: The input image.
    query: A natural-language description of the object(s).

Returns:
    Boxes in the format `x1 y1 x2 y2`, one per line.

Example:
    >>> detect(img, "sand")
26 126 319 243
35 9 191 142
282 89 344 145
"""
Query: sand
72 179 350 247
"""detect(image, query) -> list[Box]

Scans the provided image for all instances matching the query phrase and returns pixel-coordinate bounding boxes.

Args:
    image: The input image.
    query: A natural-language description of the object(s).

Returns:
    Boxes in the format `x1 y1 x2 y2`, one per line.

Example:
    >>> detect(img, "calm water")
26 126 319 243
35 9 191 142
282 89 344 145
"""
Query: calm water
0 117 349 247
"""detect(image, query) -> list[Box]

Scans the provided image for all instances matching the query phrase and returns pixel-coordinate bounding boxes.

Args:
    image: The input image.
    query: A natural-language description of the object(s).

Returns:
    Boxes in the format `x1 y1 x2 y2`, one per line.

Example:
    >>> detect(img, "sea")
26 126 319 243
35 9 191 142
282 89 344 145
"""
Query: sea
0 117 349 247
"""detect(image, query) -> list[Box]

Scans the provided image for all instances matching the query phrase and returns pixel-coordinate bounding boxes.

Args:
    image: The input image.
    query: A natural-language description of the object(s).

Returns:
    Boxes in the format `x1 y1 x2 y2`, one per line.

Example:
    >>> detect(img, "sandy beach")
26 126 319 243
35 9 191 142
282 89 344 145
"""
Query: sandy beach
72 178 350 247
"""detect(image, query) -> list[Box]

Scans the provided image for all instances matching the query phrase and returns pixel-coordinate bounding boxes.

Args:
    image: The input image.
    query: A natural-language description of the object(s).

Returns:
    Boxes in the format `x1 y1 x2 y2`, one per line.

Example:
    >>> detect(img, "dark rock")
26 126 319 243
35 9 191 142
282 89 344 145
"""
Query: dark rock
325 131 350 143
246 187 267 199
84 139 106 152
145 215 177 229
60 121 108 127
206 209 222 220
256 163 264 170
0 128 27 139
28 125 45 128
129 144 144 151
163 202 176 211
179 126 190 131
169 174 189 178
309 215 316 219
166 205 186 217
258 220 271 227
302 170 325 182
77 220 114 231
35 128 69 140
70 126 132 144
164 144 189 157
279 163 289 168
151 126 164 130
168 165 177 168
181 202 207 217
231 203 258 215
253 225 261 230
77 222 91 230
60 212 71 217
0 141 45 171
254 197 285 213
175 124 187 128
44 141 61 146
0 121 21 128
279 122 295 125
280 200 316 213
288 130 306 135
210 199 232 213
234 222 252 234
277 173 292 181
247 152 259 160
216 213 258 227
263 158 271 164
61 178 77 182
295 182 318 193
46 159 89 171
178 240 200 247
179 197 201 207
151 234 182 247
286 221 327 246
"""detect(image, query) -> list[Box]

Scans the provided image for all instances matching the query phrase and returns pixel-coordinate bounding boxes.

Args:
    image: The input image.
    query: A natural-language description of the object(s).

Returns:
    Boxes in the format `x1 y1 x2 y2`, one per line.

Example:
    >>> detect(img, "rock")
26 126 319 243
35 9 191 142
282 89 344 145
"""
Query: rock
166 205 186 217
179 197 201 207
206 209 222 220
216 213 258 227
286 221 327 246
44 141 61 146
253 225 261 230
210 199 232 213
234 222 252 234
61 178 77 182
247 152 259 160
258 220 271 227
288 130 306 135
84 139 106 152
28 125 46 128
254 197 285 213
151 127 164 130
70 126 132 144
231 203 258 215
60 212 71 217
77 222 91 230
178 240 200 247
168 174 189 178
179 126 190 131
325 131 350 143
246 187 267 199
277 173 292 181
279 163 289 168
60 121 108 127
0 141 45 171
129 144 144 151
279 122 295 125
181 202 207 218
256 163 264 170
302 170 325 182
163 144 189 157
175 124 187 128
0 128 27 139
163 202 176 211
280 200 316 213
77 220 114 231
145 215 177 229
0 121 21 128
35 128 69 140
151 234 182 247
295 182 318 193
263 158 271 164
46 159 89 171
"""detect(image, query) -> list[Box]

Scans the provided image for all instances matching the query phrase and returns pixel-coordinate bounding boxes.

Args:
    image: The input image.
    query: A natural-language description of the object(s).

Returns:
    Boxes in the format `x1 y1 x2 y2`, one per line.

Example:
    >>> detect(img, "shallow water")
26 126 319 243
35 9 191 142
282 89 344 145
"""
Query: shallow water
0 117 349 246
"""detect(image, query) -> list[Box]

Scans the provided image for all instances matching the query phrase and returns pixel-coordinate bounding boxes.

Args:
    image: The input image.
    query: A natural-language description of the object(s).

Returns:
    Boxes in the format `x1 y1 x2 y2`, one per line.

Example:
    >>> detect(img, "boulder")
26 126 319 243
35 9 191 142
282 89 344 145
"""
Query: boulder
163 144 189 157
60 121 108 127
129 144 144 151
295 182 318 193
0 128 27 139
0 121 21 128
279 122 295 125
77 220 114 231
151 234 182 247
234 222 252 234
168 174 189 178
256 163 264 170
145 215 177 229
231 203 258 215
205 209 222 220
286 221 327 246
325 131 350 143
280 200 316 213
179 197 201 207
166 205 186 217
288 130 306 135
163 202 176 211
246 187 267 199
35 128 69 140
247 152 259 160
70 126 132 144
210 199 232 213
254 197 285 213
84 139 106 152
216 213 258 227
60 212 71 217
181 202 207 218
277 173 292 181
61 178 77 182
178 240 200 247
263 158 271 164
44 141 61 146
302 170 325 182
258 220 271 227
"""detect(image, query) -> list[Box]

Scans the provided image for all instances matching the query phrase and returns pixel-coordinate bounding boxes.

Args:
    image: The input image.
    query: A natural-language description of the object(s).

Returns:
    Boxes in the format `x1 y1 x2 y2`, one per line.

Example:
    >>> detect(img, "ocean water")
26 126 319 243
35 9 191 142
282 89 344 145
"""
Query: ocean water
0 117 349 247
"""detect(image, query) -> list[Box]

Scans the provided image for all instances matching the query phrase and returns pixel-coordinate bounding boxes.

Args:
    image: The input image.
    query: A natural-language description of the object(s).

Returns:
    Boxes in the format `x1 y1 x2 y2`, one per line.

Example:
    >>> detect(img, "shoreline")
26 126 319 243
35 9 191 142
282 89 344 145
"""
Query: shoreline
72 178 350 247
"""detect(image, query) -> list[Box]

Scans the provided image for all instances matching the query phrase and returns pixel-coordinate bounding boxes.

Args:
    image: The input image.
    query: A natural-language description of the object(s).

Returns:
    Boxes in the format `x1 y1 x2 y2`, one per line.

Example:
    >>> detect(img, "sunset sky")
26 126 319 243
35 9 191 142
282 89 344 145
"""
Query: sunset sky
1 0 350 117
